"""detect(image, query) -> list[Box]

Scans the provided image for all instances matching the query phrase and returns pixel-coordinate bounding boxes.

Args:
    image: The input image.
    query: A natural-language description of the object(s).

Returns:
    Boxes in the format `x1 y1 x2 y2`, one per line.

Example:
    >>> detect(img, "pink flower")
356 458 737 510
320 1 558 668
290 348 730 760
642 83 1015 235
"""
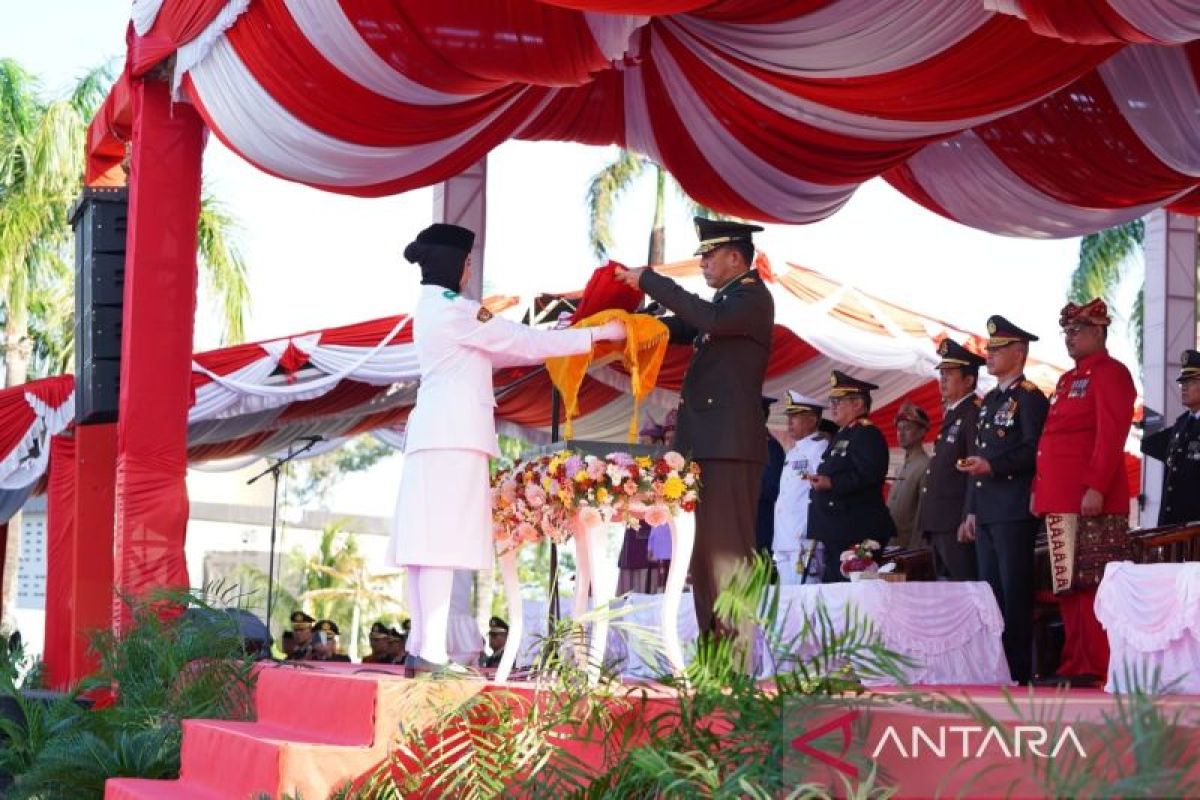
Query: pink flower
578 506 603 529
524 484 547 508
516 522 539 544
622 479 639 496
664 451 686 471
645 504 671 527
500 480 518 503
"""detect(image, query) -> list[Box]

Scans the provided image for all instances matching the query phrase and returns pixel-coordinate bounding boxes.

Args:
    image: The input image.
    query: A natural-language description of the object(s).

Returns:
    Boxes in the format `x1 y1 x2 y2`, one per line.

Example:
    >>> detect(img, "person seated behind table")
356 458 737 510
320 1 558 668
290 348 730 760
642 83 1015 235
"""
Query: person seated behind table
311 619 352 662
387 622 410 664
480 617 509 670
287 610 315 660
280 630 295 659
362 621 394 664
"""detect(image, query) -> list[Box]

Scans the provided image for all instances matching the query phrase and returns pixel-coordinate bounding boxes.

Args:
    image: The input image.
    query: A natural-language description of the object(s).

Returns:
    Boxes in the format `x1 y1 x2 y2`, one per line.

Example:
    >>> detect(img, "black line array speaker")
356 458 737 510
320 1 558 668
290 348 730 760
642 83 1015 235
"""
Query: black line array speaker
70 187 127 425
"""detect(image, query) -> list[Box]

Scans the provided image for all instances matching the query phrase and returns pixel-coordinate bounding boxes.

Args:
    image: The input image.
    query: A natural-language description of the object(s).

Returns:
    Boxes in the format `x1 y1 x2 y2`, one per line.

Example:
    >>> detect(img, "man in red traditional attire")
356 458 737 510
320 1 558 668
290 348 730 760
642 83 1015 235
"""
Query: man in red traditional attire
1032 299 1136 687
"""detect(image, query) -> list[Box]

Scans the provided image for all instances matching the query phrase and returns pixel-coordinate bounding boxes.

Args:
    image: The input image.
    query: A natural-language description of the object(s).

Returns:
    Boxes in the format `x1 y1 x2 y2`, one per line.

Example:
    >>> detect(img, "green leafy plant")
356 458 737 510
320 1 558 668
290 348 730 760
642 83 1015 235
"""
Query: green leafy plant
0 584 260 799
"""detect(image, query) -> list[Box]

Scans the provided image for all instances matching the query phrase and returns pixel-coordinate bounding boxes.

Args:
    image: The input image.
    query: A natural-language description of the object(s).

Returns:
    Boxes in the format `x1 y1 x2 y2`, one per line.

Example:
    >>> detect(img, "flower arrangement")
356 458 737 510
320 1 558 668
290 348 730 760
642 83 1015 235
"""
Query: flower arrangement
839 539 882 580
491 450 701 549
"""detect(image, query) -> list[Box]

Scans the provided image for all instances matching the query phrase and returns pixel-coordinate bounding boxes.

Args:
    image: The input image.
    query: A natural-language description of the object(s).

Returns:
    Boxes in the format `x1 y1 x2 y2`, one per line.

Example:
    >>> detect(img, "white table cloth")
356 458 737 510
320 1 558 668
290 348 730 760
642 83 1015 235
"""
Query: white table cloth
510 580 1010 686
1095 561 1200 694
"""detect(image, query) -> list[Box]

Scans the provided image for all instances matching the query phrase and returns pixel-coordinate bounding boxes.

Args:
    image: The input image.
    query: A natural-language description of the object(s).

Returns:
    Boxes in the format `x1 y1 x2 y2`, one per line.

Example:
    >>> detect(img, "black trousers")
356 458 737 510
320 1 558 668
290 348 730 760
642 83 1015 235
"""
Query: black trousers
975 519 1037 683
927 530 978 581
692 458 760 634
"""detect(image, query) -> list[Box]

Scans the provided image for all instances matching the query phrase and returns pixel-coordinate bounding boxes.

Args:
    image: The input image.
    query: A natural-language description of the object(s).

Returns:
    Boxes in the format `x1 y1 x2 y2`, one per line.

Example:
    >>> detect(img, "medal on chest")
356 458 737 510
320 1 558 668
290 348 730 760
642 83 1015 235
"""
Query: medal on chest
944 418 962 444
1066 377 1089 400
992 397 1017 428
832 440 850 457
1189 438 1200 462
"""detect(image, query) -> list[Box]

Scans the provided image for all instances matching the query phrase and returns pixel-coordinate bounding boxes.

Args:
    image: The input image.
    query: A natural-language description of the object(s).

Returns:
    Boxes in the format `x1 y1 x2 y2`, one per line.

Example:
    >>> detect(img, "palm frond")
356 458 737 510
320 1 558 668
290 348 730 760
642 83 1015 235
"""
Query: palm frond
585 149 646 260
198 189 251 344
1070 220 1144 305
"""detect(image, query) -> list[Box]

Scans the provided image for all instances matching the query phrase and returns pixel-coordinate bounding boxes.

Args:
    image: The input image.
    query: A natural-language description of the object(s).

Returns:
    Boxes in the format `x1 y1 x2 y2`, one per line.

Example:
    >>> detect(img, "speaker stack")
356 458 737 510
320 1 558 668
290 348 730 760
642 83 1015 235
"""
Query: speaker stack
69 187 127 425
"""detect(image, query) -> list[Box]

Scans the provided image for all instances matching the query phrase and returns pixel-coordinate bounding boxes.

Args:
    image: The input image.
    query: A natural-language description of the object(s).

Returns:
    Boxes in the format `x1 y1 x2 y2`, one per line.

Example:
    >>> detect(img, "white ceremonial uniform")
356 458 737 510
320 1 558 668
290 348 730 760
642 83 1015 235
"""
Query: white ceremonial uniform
773 433 828 584
386 285 593 571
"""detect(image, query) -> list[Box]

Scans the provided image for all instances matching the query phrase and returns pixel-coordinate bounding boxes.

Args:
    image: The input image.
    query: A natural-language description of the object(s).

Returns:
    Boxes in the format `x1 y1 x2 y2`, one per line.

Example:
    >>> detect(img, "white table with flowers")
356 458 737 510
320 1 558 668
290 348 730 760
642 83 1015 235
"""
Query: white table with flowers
491 447 701 683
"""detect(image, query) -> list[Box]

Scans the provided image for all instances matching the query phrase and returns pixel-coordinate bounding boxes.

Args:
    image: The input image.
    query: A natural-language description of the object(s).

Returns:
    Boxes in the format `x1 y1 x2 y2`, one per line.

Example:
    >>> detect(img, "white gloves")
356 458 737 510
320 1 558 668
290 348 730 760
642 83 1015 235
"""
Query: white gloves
592 320 627 343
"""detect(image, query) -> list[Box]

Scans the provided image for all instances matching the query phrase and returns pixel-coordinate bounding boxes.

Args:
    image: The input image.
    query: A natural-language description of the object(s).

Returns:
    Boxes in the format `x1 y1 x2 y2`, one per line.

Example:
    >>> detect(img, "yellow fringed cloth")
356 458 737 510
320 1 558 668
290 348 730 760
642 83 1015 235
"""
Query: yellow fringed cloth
545 310 669 442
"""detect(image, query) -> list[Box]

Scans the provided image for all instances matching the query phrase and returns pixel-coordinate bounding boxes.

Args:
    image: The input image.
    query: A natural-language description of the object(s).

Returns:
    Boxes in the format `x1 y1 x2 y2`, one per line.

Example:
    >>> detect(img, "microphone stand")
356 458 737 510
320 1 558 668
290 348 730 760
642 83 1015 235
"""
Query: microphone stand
247 437 324 640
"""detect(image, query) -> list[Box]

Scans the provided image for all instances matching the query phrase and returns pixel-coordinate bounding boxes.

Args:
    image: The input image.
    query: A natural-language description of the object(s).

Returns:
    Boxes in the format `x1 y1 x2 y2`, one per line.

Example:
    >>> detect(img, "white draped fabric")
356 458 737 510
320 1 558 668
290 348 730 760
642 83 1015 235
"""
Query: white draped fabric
1096 561 1200 694
904 130 1188 238
511 581 1011 686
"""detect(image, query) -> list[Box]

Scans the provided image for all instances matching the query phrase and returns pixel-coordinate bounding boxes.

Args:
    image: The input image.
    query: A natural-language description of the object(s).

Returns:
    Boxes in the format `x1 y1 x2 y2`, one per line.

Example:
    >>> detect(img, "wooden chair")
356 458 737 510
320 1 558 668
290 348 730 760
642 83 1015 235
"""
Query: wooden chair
1130 522 1200 564
878 547 936 581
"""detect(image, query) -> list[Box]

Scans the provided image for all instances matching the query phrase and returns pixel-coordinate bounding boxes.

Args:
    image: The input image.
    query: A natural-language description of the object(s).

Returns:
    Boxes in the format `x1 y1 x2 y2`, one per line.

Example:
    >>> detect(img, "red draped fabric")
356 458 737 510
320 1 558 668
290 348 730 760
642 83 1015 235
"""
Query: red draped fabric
130 0 228 75
43 435 76 690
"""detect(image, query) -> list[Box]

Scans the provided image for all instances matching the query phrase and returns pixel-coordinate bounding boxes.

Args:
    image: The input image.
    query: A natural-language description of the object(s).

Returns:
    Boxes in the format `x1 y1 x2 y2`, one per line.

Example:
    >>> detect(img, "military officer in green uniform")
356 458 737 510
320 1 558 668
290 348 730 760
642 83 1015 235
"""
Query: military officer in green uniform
615 217 775 634
807 371 895 582
1142 349 1200 525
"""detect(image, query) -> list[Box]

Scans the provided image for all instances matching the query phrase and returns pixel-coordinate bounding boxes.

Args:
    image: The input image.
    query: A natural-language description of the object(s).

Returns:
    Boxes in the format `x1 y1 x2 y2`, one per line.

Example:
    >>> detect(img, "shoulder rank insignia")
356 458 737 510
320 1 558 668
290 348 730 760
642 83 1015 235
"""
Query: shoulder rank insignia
850 417 873 428
739 276 757 285
1019 379 1038 392
442 290 458 300
476 307 493 323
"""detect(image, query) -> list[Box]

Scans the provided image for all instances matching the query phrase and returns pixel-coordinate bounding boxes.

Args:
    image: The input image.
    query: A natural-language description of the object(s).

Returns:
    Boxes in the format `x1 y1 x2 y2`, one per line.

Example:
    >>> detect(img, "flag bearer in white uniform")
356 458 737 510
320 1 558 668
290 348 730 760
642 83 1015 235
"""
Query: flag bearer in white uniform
773 391 829 584
386 224 626 674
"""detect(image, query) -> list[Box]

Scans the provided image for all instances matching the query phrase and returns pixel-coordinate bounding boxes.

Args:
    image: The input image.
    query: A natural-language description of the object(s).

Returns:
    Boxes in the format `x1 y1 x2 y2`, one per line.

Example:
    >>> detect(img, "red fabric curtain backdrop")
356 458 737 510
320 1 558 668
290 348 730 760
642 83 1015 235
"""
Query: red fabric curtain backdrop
43 435 76 689
113 78 204 632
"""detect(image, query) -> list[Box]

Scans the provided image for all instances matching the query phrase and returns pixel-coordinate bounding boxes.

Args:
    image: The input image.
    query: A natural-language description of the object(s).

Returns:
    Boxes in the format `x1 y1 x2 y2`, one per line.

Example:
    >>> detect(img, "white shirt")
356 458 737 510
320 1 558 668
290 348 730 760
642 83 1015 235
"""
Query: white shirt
404 285 593 457
773 433 829 554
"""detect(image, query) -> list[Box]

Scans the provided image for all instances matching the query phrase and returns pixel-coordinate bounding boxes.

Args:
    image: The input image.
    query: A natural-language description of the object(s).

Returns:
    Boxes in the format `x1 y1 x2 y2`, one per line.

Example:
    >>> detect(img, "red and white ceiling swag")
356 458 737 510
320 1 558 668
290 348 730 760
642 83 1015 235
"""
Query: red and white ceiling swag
89 0 1200 237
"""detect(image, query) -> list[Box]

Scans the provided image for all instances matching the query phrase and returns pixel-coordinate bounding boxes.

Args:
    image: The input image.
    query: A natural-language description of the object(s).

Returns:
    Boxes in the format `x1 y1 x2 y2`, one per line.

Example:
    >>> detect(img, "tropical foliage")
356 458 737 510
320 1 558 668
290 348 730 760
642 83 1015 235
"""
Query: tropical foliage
586 149 727 266
1068 220 1146 362
0 585 258 799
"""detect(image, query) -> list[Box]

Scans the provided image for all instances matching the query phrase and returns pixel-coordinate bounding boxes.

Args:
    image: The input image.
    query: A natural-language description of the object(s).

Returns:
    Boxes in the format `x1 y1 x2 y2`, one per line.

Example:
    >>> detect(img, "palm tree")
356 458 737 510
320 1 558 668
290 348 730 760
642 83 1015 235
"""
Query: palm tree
586 149 729 267
0 59 252 634
1068 220 1145 362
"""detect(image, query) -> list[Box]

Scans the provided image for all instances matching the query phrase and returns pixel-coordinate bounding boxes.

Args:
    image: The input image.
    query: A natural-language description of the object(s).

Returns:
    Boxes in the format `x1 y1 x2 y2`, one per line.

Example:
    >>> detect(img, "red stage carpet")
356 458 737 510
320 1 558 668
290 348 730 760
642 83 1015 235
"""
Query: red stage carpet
104 664 1200 799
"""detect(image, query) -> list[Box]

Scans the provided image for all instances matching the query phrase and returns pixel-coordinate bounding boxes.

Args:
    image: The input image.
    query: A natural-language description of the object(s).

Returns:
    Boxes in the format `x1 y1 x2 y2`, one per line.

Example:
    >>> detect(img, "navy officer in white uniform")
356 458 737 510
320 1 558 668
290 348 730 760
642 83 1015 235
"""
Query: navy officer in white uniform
386 223 626 674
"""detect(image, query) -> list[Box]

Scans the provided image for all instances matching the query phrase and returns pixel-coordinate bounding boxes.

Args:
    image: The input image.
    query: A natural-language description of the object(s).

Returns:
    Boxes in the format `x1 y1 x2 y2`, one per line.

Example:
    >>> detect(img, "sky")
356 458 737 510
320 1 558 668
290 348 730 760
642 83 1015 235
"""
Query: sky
5 1 1144 518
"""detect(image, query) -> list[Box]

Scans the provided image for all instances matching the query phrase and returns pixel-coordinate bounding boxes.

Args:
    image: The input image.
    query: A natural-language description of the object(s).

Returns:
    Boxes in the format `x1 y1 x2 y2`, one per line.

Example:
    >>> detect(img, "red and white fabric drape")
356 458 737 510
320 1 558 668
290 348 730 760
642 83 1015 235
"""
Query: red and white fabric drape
88 0 1200 237
0 377 74 492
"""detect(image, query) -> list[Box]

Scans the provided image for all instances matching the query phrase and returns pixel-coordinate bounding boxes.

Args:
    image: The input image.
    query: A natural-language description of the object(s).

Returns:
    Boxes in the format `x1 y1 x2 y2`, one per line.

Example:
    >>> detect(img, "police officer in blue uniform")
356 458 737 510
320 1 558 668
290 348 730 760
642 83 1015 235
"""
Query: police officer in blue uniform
1142 349 1200 525
958 316 1049 684
807 371 895 583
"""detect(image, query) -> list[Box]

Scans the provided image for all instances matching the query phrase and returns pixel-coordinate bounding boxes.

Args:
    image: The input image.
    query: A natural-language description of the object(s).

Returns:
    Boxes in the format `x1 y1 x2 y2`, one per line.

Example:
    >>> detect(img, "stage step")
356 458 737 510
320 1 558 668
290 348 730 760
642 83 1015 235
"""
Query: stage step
104 663 484 800
104 779 227 800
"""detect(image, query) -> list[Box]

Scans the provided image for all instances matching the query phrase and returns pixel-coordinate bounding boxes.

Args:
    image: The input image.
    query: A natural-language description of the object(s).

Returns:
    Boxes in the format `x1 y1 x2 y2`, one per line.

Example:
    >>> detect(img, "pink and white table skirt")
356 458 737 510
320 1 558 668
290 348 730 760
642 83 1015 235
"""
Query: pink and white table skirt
1096 561 1200 694
514 580 1010 686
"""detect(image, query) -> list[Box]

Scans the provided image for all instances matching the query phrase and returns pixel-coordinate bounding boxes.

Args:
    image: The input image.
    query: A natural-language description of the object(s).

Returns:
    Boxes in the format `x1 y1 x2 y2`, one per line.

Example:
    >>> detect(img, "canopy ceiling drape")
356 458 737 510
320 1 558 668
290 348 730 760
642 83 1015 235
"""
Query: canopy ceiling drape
88 0 1200 237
